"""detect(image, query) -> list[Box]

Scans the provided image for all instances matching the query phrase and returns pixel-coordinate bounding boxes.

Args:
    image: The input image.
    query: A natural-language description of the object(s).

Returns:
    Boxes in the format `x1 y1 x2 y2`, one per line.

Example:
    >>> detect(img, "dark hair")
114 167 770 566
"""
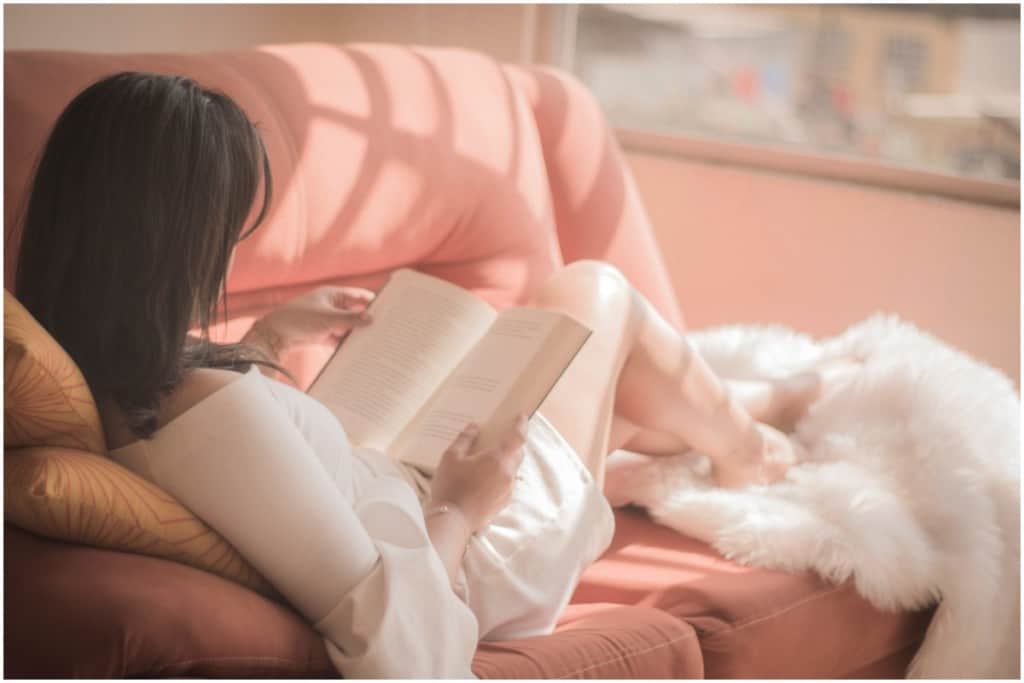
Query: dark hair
14 71 295 440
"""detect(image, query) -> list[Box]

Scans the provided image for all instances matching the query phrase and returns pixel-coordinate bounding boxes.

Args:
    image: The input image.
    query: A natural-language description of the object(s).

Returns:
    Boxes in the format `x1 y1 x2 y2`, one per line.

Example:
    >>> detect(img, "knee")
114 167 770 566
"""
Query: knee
532 259 636 314
555 260 631 291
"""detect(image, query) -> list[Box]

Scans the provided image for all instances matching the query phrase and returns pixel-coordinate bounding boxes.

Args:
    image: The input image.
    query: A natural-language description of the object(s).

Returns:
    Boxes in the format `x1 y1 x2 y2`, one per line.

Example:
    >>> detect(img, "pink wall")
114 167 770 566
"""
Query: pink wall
627 151 1020 385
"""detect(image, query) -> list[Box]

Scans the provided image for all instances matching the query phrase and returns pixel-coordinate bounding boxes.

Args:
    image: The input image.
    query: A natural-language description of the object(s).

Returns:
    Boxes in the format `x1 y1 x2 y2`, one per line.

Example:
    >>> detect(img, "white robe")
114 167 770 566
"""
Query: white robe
108 363 479 679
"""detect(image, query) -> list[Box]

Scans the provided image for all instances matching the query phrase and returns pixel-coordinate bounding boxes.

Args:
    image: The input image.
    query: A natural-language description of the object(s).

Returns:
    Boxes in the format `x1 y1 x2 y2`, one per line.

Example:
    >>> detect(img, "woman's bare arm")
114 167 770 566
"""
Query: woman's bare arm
423 502 473 588
423 420 527 587
240 318 286 377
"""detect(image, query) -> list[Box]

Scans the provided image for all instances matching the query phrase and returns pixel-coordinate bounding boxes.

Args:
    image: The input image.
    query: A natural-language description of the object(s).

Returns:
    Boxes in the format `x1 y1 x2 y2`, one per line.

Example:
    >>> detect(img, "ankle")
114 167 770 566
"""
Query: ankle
725 420 765 465
707 399 764 465
716 389 765 454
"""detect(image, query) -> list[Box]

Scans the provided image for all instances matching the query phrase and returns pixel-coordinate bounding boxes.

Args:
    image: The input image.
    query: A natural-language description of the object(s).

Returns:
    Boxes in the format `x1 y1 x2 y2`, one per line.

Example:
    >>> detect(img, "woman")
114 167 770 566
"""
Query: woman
15 72 852 677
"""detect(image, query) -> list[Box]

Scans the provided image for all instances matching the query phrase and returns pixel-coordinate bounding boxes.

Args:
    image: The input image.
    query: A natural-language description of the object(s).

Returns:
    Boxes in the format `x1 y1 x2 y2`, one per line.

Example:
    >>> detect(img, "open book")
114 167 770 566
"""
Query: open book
307 268 591 472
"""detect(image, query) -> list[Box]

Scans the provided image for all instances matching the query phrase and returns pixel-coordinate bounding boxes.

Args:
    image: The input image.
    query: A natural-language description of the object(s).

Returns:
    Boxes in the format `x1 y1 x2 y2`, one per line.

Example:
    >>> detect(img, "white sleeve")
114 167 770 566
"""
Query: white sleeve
144 375 480 679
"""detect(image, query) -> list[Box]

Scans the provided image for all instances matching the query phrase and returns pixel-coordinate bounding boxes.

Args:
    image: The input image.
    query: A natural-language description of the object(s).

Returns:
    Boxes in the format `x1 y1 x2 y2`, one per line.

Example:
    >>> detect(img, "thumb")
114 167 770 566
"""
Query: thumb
326 309 371 332
328 287 375 310
447 423 479 456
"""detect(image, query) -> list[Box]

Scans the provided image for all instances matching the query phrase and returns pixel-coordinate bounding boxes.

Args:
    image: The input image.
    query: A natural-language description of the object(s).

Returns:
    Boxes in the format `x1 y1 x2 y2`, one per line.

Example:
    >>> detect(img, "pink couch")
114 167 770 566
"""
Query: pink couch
3 43 931 677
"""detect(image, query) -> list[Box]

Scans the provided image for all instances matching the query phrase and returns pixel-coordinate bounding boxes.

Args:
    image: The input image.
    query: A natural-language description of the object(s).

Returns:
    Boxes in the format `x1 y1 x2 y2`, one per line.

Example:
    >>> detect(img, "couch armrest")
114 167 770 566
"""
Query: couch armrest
5 523 702 679
3 523 331 678
474 602 703 679
503 63 684 330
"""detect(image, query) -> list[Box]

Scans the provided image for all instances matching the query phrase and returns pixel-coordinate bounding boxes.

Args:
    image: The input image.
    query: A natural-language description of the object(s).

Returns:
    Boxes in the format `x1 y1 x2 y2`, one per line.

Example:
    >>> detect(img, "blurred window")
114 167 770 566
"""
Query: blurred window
571 3 1020 182
883 36 928 92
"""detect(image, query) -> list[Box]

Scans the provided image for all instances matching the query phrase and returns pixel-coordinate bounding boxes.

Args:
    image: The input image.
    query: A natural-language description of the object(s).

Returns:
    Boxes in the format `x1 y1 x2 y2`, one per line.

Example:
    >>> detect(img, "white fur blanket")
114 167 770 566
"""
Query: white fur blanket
604 314 1020 679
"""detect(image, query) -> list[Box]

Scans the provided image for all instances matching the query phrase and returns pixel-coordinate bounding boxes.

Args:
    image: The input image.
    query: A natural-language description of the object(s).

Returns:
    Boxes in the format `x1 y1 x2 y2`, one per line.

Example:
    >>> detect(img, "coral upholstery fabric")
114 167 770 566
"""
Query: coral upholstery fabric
3 289 105 453
4 43 926 678
573 508 932 678
5 523 704 679
474 603 702 679
4 522 335 678
4 43 682 392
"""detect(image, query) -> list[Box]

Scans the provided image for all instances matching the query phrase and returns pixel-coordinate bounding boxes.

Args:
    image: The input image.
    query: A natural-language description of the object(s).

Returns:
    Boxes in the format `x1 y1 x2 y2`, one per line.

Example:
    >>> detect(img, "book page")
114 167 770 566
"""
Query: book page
392 308 590 471
483 314 591 452
307 269 496 452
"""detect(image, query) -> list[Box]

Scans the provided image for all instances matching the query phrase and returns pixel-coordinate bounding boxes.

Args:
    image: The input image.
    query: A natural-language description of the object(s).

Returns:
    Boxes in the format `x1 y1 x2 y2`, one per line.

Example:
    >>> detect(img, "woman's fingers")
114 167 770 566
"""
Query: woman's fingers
446 417 526 466
328 287 376 310
447 423 480 458
515 415 529 439
324 310 373 339
429 419 528 531
502 427 527 455
341 309 373 324
504 415 529 450
495 417 528 480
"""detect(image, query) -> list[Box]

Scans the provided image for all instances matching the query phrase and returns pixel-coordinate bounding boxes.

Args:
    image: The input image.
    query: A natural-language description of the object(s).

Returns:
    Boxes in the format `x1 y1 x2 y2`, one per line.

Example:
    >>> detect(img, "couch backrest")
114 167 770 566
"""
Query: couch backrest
5 42 682 387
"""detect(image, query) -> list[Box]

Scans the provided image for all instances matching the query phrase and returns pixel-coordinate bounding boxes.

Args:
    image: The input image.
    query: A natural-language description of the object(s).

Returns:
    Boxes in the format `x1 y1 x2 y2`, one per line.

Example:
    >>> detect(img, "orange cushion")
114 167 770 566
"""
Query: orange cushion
572 508 933 678
5 446 277 599
3 289 105 452
4 289 276 597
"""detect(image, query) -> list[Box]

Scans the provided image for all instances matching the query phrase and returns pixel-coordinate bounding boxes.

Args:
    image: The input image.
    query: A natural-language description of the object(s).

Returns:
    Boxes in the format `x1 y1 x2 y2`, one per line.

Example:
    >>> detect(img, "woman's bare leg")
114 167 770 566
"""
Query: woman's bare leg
721 375 835 435
532 261 840 489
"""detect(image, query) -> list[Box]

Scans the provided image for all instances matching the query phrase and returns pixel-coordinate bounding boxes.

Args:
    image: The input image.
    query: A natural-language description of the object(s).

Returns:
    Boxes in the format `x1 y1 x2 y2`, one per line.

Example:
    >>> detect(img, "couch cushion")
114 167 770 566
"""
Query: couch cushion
3 289 105 452
571 507 933 678
4 523 704 678
474 602 702 679
4 523 326 678
5 447 277 598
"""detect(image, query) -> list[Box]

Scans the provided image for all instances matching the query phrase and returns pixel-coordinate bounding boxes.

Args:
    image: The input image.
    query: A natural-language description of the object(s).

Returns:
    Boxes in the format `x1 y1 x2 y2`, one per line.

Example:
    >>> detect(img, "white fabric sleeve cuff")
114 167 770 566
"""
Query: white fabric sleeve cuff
316 475 479 679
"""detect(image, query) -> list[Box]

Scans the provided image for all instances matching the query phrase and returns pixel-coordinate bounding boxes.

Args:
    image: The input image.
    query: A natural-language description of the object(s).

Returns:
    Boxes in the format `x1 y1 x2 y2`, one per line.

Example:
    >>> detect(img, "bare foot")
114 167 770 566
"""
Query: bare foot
759 359 862 433
711 422 806 489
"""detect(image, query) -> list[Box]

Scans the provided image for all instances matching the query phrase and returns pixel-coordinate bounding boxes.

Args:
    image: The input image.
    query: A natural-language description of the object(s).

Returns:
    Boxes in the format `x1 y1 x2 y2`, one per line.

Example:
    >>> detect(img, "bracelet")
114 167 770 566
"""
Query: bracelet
423 500 473 540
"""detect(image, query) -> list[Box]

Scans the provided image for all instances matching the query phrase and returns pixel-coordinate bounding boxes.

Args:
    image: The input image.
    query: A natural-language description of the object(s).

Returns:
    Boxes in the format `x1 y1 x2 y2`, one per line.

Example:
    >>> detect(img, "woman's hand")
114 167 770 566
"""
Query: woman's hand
428 418 529 533
245 285 375 358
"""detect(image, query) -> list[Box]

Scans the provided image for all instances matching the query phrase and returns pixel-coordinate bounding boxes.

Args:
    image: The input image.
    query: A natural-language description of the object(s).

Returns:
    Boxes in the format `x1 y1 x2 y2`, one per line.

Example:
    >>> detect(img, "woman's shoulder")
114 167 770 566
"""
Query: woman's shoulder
164 367 250 425
101 366 256 450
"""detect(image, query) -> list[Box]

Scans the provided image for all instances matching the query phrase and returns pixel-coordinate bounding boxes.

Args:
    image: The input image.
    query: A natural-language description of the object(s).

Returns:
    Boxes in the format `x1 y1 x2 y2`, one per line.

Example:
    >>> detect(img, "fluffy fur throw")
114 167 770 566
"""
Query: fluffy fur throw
604 314 1020 679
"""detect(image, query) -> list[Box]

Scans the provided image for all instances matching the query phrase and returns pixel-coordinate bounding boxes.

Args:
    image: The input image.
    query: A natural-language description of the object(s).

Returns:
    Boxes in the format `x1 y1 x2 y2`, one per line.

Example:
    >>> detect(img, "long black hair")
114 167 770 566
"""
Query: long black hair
14 71 295 441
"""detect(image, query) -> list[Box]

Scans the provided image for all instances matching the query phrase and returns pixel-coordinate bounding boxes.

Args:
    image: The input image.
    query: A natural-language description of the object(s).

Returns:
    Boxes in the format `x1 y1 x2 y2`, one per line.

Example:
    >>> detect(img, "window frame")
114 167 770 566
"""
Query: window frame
615 127 1019 208
533 4 1020 210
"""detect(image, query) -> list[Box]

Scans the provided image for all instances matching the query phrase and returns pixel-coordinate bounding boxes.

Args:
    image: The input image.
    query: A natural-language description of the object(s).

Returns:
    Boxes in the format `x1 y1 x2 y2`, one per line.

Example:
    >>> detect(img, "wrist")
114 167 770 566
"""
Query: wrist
424 498 474 537
244 316 287 360
702 390 755 458
423 498 474 590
